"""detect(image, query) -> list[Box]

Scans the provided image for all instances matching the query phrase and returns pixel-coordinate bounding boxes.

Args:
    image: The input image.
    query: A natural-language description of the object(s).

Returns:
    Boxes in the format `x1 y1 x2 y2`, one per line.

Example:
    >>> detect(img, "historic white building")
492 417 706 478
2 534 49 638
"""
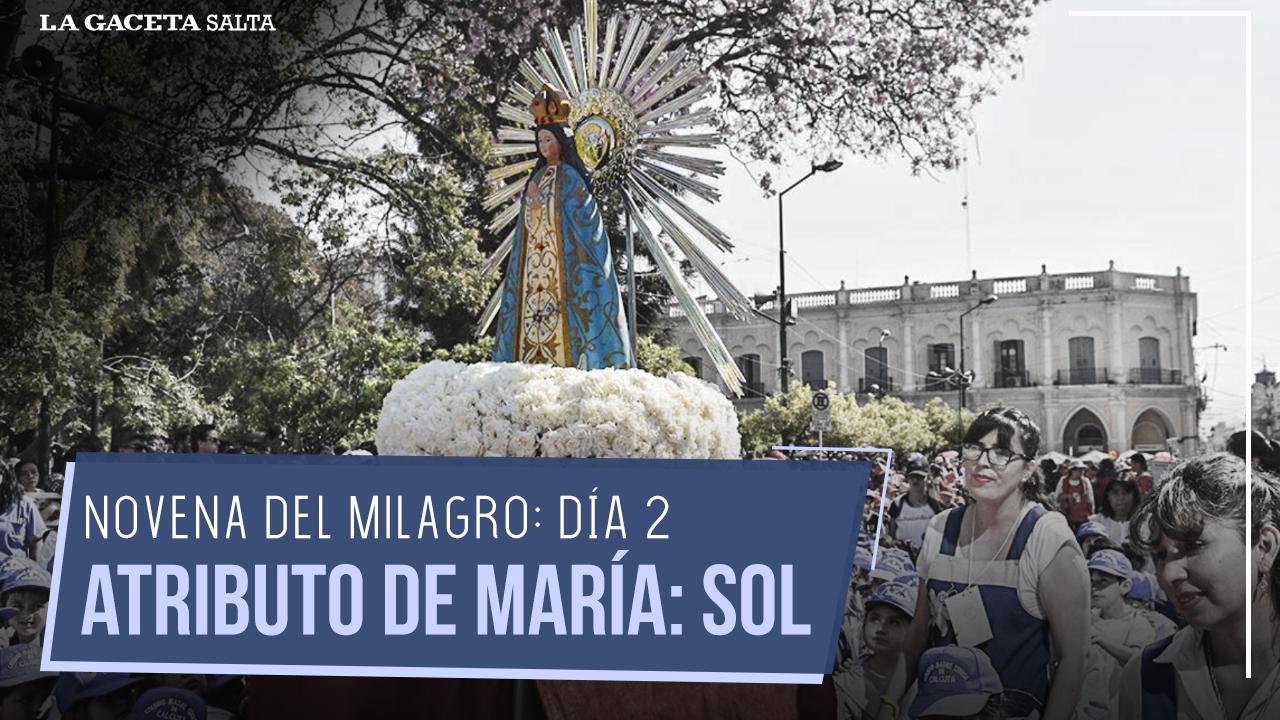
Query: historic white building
665 264 1202 455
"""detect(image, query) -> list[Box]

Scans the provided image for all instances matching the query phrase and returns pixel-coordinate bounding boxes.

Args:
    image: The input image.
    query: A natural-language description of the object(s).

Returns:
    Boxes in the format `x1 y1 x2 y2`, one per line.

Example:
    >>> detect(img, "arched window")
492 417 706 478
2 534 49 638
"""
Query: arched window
1063 408 1108 453
1131 408 1173 451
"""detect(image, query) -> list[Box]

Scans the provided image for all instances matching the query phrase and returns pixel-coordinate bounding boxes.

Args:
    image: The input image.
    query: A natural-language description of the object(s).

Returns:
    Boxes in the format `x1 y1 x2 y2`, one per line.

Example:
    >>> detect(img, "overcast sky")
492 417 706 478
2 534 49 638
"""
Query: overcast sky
693 0 1277 431
208 0 1274 432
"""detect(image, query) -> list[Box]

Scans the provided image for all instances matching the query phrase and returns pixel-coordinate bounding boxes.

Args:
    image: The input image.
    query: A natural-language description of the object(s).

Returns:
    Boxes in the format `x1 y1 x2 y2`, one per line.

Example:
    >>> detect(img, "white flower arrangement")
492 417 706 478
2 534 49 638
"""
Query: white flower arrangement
376 361 740 459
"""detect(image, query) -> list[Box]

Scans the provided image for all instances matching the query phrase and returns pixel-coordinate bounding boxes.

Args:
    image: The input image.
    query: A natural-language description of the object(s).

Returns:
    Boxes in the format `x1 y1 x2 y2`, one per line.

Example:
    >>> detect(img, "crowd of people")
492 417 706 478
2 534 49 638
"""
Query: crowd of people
833 407 1279 720
3 411 1276 719
0 424 264 720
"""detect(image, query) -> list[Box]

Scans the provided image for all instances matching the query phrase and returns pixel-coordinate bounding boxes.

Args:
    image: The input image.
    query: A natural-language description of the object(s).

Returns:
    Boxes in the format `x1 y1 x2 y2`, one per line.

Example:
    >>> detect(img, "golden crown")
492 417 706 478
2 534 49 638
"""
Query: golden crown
530 84 571 126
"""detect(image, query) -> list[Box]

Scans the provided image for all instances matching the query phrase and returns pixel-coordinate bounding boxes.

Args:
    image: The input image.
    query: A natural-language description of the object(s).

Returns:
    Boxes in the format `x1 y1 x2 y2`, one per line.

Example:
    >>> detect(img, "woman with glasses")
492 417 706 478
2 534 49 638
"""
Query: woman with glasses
882 407 1089 720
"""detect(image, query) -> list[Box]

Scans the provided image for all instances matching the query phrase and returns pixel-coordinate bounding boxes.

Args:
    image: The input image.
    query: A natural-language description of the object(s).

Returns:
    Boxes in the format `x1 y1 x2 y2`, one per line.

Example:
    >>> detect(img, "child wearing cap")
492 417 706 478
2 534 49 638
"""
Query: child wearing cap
1087 550 1156 665
867 551 916 594
0 643 57 720
1116 454 1280 720
1076 549 1156 720
835 580 917 720
1073 522 1113 559
0 558 50 647
907 646 1007 720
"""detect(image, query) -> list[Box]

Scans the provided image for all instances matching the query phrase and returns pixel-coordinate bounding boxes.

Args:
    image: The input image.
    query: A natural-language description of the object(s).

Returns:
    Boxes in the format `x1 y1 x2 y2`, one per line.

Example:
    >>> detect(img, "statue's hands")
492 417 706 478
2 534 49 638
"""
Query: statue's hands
527 182 541 205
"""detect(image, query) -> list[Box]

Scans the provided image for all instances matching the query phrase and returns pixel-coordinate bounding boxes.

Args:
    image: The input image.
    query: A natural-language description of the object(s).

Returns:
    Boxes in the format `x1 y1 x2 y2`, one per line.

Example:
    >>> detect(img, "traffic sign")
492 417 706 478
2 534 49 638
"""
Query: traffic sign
811 391 831 432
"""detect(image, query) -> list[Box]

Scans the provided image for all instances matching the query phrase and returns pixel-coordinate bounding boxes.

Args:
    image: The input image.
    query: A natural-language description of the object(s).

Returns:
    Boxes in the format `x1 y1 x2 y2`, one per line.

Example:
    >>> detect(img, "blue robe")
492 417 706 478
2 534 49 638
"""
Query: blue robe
493 163 631 369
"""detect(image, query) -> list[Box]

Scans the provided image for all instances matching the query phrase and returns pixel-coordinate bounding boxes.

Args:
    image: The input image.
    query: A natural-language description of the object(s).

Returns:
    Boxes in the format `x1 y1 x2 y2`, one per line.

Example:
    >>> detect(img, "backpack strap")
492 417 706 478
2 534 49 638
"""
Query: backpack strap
1139 635 1177 720
939 507 966 556
1006 505 1046 560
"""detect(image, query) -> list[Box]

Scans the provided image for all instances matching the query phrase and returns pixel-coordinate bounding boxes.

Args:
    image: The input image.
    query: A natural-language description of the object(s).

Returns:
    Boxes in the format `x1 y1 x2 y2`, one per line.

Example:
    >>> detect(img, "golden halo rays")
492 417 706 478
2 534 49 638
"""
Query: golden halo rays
481 0 750 393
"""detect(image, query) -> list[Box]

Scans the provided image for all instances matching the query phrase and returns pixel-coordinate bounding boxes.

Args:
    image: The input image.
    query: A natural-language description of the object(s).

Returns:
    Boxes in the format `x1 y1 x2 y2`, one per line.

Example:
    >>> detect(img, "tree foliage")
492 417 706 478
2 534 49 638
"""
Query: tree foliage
1 0 1041 452
634 336 695 378
12 0 1042 333
213 303 421 450
623 0 1042 185
738 383 975 456
0 165 390 444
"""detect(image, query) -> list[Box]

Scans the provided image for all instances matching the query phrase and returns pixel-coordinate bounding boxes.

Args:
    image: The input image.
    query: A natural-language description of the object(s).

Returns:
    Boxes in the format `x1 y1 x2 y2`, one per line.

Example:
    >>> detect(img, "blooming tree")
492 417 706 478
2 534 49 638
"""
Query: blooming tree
630 0 1044 183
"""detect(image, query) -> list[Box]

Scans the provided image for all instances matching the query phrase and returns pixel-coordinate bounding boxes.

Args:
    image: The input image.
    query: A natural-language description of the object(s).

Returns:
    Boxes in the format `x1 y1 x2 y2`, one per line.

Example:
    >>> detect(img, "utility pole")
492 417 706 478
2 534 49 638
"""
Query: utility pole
958 295 998 413
777 159 843 391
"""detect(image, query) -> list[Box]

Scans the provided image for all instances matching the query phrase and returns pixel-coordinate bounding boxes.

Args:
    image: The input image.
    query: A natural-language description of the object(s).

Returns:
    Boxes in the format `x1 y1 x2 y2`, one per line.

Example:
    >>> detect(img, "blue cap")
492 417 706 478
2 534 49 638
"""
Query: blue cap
870 552 916 582
867 580 918 618
1128 573 1156 601
55 673 147 712
1087 549 1133 580
128 687 207 720
0 556 52 594
892 573 920 589
0 643 57 688
854 552 875 572
909 647 1004 718
1075 521 1109 541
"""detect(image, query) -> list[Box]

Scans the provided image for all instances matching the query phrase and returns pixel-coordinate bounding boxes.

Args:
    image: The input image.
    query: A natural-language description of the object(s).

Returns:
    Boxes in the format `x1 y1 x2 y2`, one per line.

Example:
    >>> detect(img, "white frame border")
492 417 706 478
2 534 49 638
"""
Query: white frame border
1070 7 1254 676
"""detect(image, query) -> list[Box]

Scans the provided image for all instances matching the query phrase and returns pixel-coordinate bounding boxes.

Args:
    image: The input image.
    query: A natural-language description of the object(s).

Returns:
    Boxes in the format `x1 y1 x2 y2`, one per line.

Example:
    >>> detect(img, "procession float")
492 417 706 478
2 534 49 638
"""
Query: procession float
377 0 753 461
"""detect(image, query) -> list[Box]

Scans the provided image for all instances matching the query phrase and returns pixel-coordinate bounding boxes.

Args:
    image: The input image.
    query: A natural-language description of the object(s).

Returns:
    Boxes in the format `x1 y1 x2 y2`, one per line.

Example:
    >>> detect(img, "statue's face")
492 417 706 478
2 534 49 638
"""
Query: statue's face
537 129 560 162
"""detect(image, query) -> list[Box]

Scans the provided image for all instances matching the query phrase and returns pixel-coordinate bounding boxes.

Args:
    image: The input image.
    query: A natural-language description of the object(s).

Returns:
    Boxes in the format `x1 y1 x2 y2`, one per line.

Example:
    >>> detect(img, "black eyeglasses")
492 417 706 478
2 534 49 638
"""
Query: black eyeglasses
961 443 1031 468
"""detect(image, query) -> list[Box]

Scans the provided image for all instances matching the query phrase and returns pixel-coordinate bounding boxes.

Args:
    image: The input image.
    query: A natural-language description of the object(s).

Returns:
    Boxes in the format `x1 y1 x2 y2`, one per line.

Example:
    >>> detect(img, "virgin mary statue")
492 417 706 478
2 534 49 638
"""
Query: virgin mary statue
492 85 632 369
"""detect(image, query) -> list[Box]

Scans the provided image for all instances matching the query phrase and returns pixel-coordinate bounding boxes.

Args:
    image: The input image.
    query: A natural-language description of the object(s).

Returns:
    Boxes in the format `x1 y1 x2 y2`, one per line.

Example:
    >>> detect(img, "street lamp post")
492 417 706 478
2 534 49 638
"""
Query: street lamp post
958 295 997 412
934 294 997 445
777 159 842 391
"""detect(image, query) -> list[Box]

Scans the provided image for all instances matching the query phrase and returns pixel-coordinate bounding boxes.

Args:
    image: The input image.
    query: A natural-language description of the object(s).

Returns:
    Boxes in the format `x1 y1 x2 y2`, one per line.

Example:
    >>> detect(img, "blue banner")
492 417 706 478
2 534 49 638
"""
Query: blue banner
45 454 870 683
